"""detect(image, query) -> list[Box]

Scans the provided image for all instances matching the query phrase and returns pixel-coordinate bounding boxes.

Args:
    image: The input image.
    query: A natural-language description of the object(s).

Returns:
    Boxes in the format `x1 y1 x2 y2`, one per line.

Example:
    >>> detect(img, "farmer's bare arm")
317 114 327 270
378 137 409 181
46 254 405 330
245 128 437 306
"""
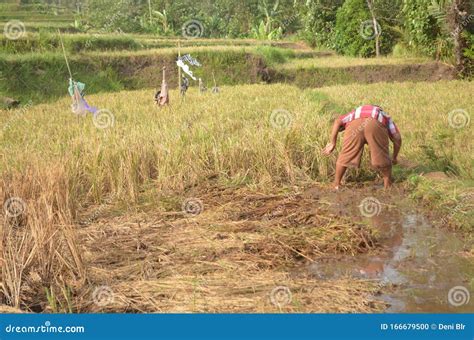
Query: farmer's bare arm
323 118 343 155
390 133 402 164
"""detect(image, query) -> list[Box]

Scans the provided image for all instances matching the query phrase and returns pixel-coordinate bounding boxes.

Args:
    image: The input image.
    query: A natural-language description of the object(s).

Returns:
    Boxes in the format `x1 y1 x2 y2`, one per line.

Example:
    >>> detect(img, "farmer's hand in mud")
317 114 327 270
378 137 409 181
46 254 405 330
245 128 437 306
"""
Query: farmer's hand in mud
323 142 335 155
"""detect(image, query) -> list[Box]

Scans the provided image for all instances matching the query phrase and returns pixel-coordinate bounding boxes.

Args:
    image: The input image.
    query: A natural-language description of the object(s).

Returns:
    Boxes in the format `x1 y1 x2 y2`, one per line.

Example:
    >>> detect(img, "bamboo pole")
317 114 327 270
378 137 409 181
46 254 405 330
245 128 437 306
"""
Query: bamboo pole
58 29 73 79
178 39 182 98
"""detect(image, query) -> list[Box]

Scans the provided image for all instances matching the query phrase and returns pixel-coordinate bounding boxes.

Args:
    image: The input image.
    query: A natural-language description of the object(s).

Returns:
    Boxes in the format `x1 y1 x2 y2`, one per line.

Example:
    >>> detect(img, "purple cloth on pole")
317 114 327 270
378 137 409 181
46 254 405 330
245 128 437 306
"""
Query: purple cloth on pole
81 97 98 114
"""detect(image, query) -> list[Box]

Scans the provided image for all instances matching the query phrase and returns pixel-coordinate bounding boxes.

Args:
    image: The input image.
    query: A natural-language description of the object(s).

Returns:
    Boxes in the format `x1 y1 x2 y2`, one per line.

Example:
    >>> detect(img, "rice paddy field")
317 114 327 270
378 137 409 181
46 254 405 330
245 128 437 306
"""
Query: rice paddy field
0 1 473 314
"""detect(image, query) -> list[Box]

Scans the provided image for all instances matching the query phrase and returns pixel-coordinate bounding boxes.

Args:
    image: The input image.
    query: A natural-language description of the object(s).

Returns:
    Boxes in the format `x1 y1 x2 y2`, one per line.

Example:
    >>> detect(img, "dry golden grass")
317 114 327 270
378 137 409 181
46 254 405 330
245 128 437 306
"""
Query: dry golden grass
1 80 471 312
280 55 431 69
69 184 385 313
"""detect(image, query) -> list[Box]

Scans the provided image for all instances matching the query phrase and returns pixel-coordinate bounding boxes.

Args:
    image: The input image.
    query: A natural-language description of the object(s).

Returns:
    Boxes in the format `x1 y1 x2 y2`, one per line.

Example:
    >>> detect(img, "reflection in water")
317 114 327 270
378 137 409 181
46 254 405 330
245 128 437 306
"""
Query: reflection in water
308 190 474 313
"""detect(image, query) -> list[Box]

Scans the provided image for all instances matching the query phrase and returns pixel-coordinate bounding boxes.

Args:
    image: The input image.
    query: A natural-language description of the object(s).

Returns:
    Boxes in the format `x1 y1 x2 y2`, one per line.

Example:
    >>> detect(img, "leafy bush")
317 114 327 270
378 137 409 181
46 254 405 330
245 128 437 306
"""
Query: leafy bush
334 0 399 57
463 32 474 77
301 0 343 49
464 32 474 59
86 0 144 33
401 0 442 57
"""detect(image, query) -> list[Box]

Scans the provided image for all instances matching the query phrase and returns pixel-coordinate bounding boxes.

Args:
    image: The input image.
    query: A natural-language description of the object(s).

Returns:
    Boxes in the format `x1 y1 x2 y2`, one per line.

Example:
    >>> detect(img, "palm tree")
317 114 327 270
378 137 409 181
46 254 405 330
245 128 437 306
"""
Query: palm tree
429 0 471 75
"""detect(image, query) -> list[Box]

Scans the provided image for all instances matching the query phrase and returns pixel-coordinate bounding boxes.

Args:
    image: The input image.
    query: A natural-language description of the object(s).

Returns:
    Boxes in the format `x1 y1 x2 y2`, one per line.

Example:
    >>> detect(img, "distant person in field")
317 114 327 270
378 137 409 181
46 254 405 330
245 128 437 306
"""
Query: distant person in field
323 105 402 190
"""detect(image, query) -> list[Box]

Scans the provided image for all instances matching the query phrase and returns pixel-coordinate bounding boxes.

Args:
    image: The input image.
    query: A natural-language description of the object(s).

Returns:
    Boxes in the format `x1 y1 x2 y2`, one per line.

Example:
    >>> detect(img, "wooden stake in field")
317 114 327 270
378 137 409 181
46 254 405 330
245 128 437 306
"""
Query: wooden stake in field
212 71 220 93
178 39 182 99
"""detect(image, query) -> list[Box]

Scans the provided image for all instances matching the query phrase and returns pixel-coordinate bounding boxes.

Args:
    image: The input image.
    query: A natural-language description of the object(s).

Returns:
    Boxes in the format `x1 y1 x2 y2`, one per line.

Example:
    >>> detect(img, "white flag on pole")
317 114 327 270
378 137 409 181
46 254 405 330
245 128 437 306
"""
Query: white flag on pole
176 59 197 80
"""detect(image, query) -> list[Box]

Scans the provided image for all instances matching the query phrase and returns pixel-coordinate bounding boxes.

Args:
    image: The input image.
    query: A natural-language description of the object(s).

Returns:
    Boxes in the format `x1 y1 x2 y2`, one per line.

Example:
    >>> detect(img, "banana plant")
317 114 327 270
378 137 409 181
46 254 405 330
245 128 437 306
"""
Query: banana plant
258 0 282 34
154 10 170 34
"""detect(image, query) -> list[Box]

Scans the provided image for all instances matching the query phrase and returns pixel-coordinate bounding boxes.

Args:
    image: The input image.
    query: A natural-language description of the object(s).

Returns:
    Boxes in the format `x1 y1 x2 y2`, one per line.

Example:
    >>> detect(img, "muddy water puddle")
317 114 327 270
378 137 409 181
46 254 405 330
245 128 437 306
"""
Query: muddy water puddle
305 186 474 313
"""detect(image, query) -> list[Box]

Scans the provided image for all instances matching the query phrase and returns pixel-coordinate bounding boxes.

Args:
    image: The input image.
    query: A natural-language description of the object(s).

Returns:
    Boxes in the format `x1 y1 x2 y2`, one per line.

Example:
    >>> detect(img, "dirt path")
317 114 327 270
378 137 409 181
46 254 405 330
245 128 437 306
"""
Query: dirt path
73 183 473 313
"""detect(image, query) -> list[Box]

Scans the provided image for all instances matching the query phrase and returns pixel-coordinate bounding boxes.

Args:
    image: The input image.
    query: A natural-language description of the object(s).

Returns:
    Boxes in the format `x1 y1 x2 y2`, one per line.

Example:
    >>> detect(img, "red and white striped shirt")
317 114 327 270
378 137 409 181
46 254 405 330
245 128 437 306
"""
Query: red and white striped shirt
338 105 400 137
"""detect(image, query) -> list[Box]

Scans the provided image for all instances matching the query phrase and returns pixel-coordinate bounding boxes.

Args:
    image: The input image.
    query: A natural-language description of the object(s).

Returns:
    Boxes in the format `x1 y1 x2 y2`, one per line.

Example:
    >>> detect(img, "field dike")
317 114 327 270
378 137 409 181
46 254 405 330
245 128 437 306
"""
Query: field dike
0 49 266 104
268 62 456 88
0 48 456 105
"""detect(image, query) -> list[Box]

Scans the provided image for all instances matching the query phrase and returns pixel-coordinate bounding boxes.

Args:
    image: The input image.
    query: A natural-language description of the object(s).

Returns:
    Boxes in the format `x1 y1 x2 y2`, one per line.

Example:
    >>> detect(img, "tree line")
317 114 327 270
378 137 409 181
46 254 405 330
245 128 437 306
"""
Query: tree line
22 0 473 75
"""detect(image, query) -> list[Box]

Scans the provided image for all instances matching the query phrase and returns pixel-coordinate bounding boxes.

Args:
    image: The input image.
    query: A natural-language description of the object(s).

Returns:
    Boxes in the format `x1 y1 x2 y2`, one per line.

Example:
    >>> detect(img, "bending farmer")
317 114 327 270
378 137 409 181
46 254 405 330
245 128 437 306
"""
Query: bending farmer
323 105 402 190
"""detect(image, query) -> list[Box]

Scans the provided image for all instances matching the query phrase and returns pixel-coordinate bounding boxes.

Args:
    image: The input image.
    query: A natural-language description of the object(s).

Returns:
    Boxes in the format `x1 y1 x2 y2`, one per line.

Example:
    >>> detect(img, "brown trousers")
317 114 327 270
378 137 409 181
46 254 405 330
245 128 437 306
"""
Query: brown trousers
337 118 391 169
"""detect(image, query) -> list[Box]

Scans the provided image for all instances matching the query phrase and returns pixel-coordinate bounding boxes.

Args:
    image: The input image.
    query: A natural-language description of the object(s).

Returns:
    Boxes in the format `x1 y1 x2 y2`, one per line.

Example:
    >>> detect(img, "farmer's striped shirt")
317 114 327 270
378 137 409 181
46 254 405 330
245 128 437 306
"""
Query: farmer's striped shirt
338 105 400 137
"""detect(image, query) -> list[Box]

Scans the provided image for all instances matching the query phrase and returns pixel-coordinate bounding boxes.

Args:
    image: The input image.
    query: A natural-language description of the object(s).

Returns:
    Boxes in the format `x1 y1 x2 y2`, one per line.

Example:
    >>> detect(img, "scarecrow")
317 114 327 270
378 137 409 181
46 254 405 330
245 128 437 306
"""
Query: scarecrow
155 66 169 106
68 78 97 115
58 29 98 116
180 75 189 97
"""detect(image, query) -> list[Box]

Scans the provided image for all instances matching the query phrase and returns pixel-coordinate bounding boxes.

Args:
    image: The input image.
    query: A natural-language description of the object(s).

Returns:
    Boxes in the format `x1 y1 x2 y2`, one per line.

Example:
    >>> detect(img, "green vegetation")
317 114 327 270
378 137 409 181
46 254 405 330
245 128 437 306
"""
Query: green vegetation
0 46 275 103
0 0 471 71
334 0 399 57
0 0 472 314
